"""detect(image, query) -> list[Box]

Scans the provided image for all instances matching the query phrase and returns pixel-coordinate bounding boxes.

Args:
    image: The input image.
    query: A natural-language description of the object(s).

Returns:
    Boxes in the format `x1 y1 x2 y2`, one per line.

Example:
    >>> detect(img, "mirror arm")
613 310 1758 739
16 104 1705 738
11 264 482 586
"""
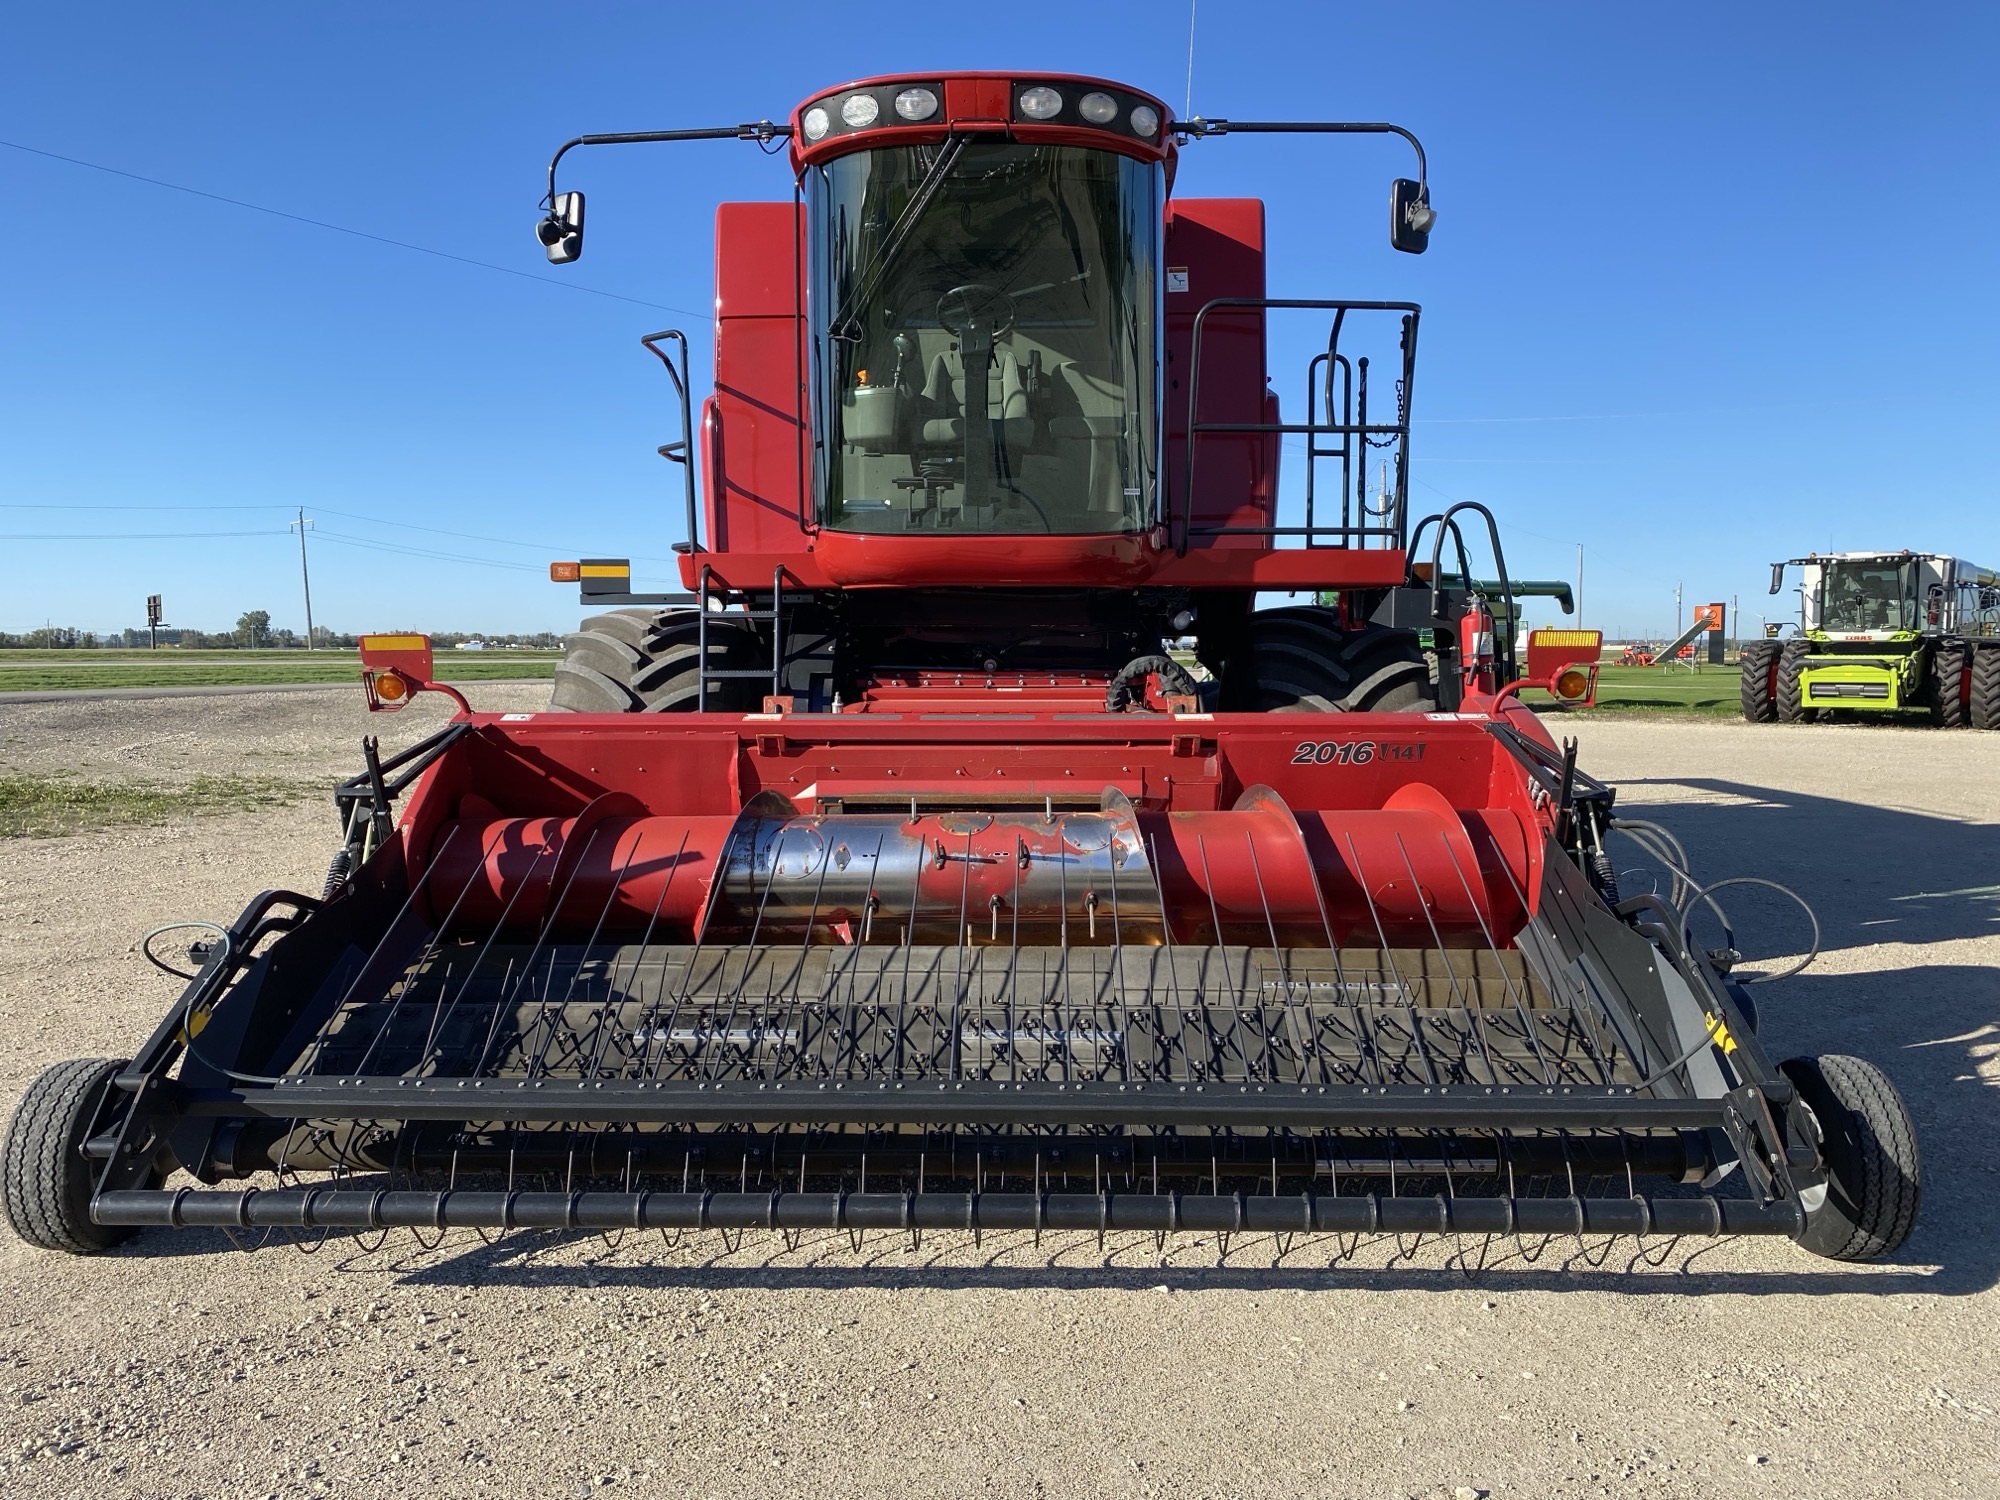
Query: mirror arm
1174 118 1428 195
543 121 794 208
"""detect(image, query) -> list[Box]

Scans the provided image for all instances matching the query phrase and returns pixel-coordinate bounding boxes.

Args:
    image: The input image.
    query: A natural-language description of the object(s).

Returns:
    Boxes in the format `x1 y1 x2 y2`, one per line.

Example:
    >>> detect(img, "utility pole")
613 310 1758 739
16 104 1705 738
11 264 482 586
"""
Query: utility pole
291 509 316 650
1575 543 1584 630
1675 582 1683 641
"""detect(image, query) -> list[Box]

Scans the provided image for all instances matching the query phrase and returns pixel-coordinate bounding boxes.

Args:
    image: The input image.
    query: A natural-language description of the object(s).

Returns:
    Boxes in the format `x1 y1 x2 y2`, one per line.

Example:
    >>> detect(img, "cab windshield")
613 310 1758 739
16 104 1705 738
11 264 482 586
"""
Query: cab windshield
806 143 1160 535
1818 560 1917 632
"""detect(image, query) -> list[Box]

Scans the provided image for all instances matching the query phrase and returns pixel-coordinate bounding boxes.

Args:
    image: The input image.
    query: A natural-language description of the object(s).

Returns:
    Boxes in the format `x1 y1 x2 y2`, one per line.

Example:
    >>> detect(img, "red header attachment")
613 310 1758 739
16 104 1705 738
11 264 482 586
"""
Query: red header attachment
359 634 470 716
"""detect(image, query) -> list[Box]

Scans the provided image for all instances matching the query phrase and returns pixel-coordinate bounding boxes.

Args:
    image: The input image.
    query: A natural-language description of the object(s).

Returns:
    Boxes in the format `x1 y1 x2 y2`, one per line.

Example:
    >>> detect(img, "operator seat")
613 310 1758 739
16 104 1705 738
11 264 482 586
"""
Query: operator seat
920 348 1033 459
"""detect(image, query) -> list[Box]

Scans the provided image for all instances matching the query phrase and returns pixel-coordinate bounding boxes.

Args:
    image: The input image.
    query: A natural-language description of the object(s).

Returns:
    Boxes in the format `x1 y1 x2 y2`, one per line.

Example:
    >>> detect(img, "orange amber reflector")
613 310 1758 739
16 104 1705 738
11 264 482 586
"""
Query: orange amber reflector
550 561 581 582
1554 668 1590 700
374 670 410 702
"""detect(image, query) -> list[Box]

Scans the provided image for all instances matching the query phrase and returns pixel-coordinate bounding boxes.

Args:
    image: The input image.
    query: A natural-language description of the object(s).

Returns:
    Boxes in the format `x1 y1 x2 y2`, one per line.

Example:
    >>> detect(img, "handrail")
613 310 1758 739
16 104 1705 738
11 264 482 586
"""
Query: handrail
1176 298 1419 557
640 331 700 554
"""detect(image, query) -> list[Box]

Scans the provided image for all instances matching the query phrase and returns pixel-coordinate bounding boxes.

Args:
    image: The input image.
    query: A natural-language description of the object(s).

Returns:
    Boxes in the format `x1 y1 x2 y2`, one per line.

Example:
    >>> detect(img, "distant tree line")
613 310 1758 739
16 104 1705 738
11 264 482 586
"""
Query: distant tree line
2 614 560 650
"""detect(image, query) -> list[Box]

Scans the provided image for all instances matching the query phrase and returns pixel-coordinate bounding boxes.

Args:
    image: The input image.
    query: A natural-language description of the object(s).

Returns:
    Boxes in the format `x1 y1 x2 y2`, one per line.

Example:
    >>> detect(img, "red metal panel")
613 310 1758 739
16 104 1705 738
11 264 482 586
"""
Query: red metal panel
711 201 807 553
1163 199 1273 550
813 529 1156 588
679 545 1410 593
942 77 1011 123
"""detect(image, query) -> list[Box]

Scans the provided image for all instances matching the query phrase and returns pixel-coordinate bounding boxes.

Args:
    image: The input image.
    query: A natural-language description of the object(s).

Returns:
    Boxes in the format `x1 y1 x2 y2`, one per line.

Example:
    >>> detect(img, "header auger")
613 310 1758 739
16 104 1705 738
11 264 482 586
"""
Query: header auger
5 73 1918 1269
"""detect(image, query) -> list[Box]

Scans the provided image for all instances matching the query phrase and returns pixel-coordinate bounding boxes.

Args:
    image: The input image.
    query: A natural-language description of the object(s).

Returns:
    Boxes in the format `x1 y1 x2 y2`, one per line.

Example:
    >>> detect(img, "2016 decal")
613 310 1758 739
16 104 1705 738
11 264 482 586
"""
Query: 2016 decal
1290 740 1426 765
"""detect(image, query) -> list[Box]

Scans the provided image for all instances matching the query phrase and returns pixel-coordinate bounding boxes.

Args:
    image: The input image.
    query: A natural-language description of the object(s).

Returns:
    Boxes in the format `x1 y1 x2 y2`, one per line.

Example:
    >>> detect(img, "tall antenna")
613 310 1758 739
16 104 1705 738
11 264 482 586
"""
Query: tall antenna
1184 0 1198 120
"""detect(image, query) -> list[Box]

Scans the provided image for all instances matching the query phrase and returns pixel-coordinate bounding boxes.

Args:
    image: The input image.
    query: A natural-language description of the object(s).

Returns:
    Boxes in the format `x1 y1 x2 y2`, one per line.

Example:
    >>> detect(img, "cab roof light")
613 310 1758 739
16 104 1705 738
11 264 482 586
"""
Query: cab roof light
1017 86 1063 120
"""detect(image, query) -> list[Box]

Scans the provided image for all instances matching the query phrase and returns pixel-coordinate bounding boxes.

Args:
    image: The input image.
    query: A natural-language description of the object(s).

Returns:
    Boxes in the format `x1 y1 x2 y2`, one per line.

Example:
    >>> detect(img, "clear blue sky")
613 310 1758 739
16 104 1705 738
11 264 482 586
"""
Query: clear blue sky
3 2 1994 640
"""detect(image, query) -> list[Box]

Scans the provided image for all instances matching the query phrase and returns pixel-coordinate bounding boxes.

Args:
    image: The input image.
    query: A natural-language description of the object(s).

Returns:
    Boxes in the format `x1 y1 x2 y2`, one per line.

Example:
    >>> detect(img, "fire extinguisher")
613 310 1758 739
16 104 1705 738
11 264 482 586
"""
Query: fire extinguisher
1461 594 1498 698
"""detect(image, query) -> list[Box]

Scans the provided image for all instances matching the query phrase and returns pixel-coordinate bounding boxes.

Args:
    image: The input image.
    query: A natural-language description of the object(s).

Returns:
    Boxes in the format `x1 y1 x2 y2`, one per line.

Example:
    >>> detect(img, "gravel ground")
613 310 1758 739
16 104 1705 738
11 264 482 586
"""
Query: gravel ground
0 696 1995 1500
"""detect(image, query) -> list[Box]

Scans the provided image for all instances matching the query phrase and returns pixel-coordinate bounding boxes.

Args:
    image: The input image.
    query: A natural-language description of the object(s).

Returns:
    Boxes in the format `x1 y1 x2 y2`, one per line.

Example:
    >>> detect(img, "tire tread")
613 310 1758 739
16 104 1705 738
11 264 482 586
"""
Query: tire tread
549 610 764 714
2 1058 131 1255
1968 643 2000 731
1225 610 1435 714
1781 1053 1921 1261
1739 640 1779 722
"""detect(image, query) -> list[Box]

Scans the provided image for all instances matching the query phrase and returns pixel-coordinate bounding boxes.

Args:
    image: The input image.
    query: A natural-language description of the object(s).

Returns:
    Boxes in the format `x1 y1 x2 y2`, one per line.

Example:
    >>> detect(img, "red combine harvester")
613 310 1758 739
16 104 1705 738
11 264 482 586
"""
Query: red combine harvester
5 73 1917 1264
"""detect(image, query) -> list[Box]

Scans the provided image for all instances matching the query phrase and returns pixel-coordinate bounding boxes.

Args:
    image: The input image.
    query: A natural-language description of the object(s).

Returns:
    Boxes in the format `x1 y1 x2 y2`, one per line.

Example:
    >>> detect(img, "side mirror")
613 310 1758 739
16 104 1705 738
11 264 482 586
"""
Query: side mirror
1390 178 1433 254
536 191 586 264
1768 562 1785 595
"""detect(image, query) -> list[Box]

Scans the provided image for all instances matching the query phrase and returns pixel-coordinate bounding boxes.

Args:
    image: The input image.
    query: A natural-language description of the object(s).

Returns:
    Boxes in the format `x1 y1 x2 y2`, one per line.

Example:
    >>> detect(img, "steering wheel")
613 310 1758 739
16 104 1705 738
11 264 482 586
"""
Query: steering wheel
936 282 1017 340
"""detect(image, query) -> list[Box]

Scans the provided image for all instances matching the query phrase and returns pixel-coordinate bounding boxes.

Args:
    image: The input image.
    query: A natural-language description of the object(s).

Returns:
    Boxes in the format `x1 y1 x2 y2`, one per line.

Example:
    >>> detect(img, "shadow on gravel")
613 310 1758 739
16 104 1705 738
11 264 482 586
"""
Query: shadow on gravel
1609 776 2000 953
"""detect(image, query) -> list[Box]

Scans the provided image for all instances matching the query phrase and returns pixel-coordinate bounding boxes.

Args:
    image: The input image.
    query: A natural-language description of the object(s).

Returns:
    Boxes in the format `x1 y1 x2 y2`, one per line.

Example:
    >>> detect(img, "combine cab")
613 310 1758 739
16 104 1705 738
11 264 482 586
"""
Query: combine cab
4 74 1919 1265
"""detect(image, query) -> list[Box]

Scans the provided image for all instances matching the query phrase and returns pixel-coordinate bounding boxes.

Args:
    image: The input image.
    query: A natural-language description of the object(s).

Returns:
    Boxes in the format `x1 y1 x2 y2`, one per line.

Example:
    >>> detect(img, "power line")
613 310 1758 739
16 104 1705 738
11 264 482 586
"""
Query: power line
1415 402 1831 426
311 530 545 572
0 137 711 321
0 500 681 563
309 505 674 560
0 501 292 511
0 529 289 539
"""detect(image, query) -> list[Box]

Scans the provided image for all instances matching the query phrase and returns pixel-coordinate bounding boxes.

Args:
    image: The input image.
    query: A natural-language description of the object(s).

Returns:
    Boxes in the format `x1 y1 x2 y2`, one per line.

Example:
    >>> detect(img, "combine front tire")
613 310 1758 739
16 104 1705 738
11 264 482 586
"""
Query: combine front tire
1928 642 1968 728
2 1058 134 1255
1972 645 2000 731
1779 1054 1921 1261
1223 610 1435 713
549 609 766 713
1775 641 1815 723
1739 640 1780 722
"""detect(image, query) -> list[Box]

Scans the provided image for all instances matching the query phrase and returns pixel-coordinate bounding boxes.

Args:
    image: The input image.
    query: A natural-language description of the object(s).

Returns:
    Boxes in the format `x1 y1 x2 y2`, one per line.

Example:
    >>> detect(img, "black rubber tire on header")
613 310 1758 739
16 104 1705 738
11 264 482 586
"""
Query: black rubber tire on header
1778 1054 1921 1261
1929 641 1969 728
548 609 766 713
1775 640 1815 723
1739 639 1780 723
1 1058 136 1255
1971 644 2000 731
1222 609 1436 714
1104 654 1201 713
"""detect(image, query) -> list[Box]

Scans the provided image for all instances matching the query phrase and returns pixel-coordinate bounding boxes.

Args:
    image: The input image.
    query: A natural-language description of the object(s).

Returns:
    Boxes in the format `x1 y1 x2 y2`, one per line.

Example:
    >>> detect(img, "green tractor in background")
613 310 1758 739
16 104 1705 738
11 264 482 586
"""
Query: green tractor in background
1742 551 2000 727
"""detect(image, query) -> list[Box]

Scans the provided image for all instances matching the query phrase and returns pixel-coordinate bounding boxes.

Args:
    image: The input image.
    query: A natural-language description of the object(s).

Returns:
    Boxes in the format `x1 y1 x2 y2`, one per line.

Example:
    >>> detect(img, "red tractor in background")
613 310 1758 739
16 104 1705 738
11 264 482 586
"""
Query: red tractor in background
3 72 1918 1267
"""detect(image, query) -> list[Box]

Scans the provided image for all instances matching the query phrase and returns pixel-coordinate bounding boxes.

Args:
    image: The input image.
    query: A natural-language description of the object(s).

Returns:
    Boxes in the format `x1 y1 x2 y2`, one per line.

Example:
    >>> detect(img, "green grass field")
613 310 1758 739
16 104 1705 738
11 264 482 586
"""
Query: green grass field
1520 660 1743 715
0 771 308 838
0 648 1752 713
0 648 556 692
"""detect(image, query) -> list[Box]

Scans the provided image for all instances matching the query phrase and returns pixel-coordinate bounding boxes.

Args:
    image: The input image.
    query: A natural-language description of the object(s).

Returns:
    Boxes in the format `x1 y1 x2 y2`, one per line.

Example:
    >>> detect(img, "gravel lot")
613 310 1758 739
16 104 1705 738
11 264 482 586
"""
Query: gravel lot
1 693 1995 1499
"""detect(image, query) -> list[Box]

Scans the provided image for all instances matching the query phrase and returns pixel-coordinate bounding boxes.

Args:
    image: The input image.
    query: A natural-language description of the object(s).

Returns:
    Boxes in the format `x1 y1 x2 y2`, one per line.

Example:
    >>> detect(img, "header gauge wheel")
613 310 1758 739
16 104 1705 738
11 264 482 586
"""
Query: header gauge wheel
3 1058 140 1255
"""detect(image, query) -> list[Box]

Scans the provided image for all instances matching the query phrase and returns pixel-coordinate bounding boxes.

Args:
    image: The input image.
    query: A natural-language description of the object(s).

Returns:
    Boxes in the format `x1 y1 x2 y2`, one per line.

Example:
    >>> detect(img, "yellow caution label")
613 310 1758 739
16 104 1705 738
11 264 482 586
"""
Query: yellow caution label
1529 629 1601 648
579 563 631 578
1704 1013 1738 1055
359 633 429 652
